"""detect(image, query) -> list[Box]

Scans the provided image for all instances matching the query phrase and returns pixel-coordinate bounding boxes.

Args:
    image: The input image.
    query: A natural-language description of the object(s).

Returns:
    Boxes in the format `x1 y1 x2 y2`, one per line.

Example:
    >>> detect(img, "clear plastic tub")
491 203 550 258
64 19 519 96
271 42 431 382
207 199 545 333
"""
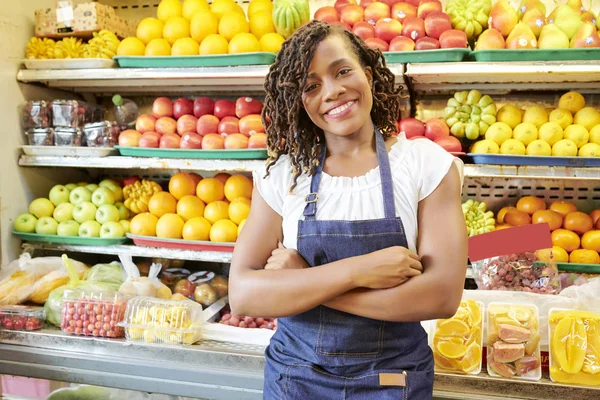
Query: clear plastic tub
83 121 121 147
21 101 52 129
60 290 128 338
430 300 484 375
187 271 229 307
487 303 542 381
122 296 203 345
54 127 83 146
0 305 45 331
26 128 54 146
52 100 87 128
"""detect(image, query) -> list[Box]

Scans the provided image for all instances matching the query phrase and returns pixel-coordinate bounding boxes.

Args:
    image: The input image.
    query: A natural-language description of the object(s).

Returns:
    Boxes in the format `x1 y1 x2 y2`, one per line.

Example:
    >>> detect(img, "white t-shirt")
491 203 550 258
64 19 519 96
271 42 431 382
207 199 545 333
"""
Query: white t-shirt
253 136 463 252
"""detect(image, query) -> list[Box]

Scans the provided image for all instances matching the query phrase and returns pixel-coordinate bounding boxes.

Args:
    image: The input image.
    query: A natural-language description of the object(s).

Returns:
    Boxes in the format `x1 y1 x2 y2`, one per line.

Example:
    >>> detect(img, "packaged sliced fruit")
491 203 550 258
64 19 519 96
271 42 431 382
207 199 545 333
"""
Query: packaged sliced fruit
121 296 203 345
548 308 600 386
60 290 129 338
487 302 541 381
54 127 83 146
20 101 52 129
0 305 45 331
430 300 484 375
26 128 54 146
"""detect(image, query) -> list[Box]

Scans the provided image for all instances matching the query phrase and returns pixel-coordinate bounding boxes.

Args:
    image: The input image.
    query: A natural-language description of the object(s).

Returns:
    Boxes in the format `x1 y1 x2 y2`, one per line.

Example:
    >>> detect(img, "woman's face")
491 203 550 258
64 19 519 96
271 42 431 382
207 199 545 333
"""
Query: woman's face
301 34 374 138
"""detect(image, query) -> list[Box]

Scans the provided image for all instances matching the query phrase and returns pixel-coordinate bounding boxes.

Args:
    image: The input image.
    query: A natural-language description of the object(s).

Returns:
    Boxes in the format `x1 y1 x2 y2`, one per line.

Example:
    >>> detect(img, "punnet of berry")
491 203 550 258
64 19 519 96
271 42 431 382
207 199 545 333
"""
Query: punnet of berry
60 290 129 338
0 305 45 331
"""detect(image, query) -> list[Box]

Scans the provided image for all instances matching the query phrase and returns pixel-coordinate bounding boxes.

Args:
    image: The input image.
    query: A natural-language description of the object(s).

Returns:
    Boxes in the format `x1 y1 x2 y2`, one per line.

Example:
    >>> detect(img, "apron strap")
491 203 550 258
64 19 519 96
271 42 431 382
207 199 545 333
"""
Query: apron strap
303 145 327 219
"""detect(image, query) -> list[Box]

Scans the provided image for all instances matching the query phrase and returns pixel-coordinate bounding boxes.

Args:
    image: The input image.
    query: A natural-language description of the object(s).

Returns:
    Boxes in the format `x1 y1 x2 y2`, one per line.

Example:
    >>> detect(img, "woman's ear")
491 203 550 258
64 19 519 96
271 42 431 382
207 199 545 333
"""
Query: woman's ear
365 66 373 87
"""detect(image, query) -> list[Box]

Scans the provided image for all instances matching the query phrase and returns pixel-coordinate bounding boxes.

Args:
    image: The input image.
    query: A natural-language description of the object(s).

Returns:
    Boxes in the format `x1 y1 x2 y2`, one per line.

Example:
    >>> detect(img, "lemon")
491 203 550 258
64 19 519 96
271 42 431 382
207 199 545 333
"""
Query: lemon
485 122 512 145
229 32 260 54
117 37 146 56
512 122 538 146
471 139 499 154
558 91 586 115
211 0 244 20
190 11 218 43
182 0 209 20
552 139 578 157
248 0 273 18
496 105 522 129
163 16 191 45
158 0 183 21
137 18 165 45
437 341 468 359
466 300 481 326
522 106 548 128
549 108 573 130
171 37 199 55
527 140 552 156
538 122 563 146
219 12 250 41
574 107 600 131
145 38 172 56
564 124 589 148
461 342 482 373
260 32 285 53
500 138 526 155
436 319 470 337
199 34 229 55
228 199 250 225
590 125 600 145
579 143 600 157
250 10 275 40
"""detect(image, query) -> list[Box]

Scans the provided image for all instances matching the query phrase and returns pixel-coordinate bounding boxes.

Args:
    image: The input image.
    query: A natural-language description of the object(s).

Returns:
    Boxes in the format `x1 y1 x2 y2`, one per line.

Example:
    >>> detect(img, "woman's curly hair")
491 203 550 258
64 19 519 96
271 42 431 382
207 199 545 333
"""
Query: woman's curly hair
262 20 401 190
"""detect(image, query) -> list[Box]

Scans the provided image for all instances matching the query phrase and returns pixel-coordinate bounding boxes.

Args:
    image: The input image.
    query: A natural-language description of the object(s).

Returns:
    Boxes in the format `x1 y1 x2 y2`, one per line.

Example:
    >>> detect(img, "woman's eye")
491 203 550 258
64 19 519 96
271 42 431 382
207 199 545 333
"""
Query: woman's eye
304 84 318 93
338 68 351 77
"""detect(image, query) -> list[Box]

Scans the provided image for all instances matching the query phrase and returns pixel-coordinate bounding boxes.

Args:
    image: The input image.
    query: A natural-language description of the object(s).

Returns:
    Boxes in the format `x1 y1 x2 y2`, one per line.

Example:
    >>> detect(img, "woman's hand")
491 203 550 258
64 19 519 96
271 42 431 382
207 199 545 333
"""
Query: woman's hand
265 242 310 270
352 247 422 289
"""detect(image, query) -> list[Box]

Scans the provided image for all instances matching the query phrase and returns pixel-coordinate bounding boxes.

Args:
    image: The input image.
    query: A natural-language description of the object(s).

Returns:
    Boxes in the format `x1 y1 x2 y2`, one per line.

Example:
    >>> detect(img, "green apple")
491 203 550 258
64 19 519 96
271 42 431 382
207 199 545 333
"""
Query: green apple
35 216 58 235
77 182 89 187
115 202 130 220
65 183 78 191
78 220 101 237
14 213 38 233
91 187 115 206
48 185 71 206
119 219 131 234
86 183 99 193
96 204 120 224
53 203 74 223
99 179 124 202
69 187 92 205
73 201 97 223
57 220 80 236
100 221 125 238
29 198 55 218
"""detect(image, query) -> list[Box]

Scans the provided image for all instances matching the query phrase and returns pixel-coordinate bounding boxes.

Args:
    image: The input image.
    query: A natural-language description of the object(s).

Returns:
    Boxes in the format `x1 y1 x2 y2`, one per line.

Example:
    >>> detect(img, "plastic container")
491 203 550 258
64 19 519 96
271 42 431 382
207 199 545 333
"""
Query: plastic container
0 305 45 331
187 271 229 307
60 290 128 338
112 95 139 129
158 268 191 290
430 300 484 375
83 121 121 147
26 128 54 146
21 101 52 129
54 127 83 146
122 296 203 345
52 100 87 128
487 303 542 381
548 308 600 386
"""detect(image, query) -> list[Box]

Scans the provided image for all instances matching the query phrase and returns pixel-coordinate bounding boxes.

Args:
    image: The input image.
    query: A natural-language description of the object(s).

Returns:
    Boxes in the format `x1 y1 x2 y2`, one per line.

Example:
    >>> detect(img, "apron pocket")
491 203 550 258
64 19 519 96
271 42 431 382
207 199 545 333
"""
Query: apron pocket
282 364 344 400
405 368 434 400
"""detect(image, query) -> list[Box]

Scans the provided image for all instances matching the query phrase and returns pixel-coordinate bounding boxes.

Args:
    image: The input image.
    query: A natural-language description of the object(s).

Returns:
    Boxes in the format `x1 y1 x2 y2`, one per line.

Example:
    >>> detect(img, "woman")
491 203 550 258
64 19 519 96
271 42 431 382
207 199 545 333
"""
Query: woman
229 20 467 399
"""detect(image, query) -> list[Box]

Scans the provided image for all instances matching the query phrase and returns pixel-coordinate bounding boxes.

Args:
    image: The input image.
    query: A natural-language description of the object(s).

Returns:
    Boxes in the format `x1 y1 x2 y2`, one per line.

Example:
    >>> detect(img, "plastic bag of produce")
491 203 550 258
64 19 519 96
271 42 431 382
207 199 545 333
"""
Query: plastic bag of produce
85 262 125 286
118 254 171 299
28 261 88 305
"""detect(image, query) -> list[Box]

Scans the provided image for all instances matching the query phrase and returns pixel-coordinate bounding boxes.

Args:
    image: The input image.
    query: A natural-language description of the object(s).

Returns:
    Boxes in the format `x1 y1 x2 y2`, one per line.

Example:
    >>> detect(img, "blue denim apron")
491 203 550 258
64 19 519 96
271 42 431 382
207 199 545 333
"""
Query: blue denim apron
264 131 434 399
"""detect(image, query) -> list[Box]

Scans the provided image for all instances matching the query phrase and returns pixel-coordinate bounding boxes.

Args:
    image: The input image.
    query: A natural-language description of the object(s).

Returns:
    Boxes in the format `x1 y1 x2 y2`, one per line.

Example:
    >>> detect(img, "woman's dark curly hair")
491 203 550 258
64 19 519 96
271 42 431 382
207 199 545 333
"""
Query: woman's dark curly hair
262 20 401 190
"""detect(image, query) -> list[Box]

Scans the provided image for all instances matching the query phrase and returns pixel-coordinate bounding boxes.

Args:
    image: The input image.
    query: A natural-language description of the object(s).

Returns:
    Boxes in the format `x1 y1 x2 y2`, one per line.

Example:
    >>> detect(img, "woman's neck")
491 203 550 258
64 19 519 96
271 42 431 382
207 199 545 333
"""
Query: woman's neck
323 119 376 158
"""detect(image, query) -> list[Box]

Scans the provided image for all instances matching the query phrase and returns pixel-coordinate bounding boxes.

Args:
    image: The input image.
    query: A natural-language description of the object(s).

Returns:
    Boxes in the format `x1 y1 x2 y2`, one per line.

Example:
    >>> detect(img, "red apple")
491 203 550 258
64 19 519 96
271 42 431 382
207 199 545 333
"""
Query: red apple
218 116 240 135
159 133 181 149
330 21 352 30
118 130 142 147
334 0 357 14
375 18 403 42
364 2 390 25
408 135 428 140
380 0 401 7
248 133 267 149
235 97 263 119
239 114 265 137
399 118 425 138
424 118 450 141
415 37 440 50
360 0 375 8
177 115 198 135
139 131 161 148
417 0 442 19
224 133 249 149
214 100 236 119
439 29 468 49
180 132 203 149
122 176 140 187
364 37 389 51
392 3 417 24
193 97 215 118
152 97 173 118
389 36 416 51
352 21 376 40
155 117 177 135
173 98 194 119
135 114 157 134
201 133 225 149
340 4 364 27
424 12 452 40
435 136 462 153
197 115 220 135
314 6 340 23
401 17 426 41
405 0 421 6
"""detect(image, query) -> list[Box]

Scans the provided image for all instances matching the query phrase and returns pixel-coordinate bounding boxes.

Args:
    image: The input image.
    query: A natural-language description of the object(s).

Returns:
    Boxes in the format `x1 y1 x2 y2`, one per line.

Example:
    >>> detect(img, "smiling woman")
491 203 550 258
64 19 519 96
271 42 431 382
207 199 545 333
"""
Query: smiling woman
229 20 467 400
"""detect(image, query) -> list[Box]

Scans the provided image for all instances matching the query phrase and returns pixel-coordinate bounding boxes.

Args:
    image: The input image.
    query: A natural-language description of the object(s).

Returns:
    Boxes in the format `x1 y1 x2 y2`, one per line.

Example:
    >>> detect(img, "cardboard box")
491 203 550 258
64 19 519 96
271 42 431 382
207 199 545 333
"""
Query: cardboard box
35 1 135 39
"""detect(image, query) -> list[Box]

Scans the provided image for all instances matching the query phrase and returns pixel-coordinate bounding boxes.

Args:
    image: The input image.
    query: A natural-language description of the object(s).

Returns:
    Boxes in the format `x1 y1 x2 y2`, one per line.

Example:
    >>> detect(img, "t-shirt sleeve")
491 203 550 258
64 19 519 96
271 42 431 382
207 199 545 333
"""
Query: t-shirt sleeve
252 160 288 216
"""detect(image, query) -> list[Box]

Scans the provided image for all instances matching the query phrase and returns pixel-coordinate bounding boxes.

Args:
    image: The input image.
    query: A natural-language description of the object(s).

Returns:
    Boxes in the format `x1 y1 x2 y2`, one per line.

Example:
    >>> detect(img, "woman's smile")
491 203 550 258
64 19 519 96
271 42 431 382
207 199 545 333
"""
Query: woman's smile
323 100 357 119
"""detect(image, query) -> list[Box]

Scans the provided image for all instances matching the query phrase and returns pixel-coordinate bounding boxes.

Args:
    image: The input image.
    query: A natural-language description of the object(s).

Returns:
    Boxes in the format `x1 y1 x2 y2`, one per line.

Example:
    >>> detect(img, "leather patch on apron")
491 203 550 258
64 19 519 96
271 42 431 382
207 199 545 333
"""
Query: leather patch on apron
379 373 406 387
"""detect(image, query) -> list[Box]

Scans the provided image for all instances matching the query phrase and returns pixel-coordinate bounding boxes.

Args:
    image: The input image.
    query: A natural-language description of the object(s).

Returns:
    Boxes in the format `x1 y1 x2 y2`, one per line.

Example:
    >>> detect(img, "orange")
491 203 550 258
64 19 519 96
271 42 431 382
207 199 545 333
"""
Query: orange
582 230 600 252
590 209 600 226
563 211 594 235
504 210 531 226
569 249 600 264
199 34 229 55
130 213 159 236
249 10 275 40
552 229 581 252
259 32 285 53
214 173 231 184
136 18 165 45
228 198 251 224
549 200 578 217
531 210 563 231
196 178 225 203
211 0 244 20
190 11 218 43
228 32 260 54
224 174 253 201
163 16 191 45
117 37 146 56
182 217 211 241
176 195 205 221
148 192 178 218
516 196 546 215
497 206 517 224
204 201 230 224
169 172 197 200
210 219 238 242
189 173 203 187
551 246 569 262
156 213 185 239
218 12 249 41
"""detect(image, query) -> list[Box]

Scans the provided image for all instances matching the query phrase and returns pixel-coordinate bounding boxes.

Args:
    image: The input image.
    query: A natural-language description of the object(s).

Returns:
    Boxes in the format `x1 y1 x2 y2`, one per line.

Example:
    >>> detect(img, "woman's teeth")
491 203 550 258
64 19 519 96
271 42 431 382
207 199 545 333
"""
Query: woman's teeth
326 101 354 116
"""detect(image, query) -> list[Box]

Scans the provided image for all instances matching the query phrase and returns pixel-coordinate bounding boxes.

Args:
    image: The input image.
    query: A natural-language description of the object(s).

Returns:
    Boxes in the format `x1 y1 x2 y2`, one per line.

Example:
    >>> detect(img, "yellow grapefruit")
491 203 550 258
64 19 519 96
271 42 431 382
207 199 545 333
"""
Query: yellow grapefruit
148 192 178 218
176 195 206 221
210 219 238 242
156 213 185 239
224 174 253 201
136 18 165 44
204 201 230 224
190 11 218 43
130 213 159 236
182 217 211 241
199 34 229 55
196 178 225 203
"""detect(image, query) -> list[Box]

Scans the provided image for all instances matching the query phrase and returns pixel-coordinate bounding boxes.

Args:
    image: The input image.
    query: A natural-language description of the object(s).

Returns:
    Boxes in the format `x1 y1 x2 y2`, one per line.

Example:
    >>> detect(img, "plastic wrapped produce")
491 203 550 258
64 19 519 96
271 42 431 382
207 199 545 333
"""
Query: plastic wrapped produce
159 267 191 290
60 290 128 338
549 309 600 386
28 261 88 304
187 271 229 307
0 306 44 331
21 101 52 129
118 255 171 299
85 262 124 286
25 128 54 146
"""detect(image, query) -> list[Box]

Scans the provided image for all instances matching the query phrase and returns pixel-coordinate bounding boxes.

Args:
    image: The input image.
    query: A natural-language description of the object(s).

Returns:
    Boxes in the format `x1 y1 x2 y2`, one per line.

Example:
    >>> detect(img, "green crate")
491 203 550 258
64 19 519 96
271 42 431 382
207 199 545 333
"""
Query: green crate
115 146 268 160
471 48 600 62
115 52 276 68
13 231 130 245
383 48 471 63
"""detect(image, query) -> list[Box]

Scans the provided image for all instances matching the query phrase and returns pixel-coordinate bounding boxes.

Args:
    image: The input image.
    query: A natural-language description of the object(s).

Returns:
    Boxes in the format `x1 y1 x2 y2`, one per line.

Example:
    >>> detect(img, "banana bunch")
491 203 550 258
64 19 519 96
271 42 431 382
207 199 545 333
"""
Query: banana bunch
83 29 120 59
444 90 497 141
446 0 492 40
54 37 85 59
25 37 56 59
462 199 495 236
123 179 162 214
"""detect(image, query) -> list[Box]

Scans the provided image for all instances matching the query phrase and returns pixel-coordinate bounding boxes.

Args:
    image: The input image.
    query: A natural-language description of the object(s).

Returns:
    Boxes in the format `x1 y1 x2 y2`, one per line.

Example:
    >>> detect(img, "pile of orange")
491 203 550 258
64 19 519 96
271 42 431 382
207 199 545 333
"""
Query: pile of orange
497 196 600 264
129 171 252 243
